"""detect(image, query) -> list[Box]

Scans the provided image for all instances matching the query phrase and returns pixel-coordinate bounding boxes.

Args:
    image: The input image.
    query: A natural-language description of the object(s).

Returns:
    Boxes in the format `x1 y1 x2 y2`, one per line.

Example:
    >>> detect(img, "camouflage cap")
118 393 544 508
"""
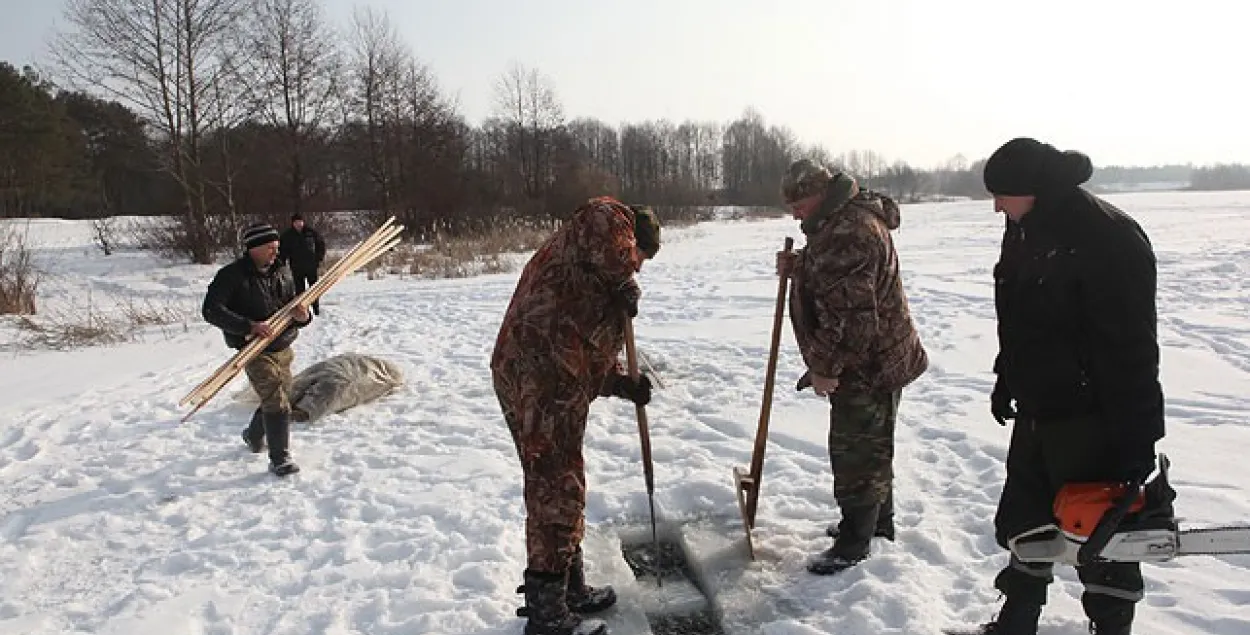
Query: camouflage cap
630 205 661 259
781 158 834 203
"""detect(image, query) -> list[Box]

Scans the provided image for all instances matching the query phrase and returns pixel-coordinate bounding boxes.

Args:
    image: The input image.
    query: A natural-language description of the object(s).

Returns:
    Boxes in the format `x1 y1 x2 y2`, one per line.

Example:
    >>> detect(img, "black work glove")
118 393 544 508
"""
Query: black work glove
796 370 812 392
991 375 1015 426
612 279 641 318
611 373 652 406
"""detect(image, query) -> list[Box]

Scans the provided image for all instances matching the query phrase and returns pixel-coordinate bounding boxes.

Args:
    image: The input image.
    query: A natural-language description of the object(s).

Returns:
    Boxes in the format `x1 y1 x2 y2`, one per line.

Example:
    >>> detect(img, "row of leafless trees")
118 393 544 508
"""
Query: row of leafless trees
10 0 1000 264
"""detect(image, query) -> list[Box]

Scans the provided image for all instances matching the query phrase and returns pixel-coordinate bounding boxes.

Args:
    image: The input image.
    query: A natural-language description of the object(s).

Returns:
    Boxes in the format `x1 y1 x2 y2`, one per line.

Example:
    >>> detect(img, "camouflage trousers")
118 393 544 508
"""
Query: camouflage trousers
495 372 592 575
828 388 900 508
244 347 295 415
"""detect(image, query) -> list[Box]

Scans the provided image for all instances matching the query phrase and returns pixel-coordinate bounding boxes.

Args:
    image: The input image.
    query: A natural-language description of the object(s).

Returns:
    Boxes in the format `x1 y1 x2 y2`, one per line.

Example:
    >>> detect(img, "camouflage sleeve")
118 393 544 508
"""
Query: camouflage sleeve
575 198 641 287
803 234 882 379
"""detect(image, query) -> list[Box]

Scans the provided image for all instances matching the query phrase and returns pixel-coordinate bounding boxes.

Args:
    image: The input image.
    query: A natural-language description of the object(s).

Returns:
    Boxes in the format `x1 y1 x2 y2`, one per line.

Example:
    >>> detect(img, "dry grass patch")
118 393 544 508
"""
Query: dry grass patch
15 293 192 351
0 225 41 315
323 219 557 281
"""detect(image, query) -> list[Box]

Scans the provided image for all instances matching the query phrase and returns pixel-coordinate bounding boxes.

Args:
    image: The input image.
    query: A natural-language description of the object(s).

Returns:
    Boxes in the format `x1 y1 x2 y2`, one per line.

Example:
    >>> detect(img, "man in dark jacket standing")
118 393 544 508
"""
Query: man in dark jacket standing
203 221 312 477
777 160 929 575
279 213 326 315
971 138 1165 635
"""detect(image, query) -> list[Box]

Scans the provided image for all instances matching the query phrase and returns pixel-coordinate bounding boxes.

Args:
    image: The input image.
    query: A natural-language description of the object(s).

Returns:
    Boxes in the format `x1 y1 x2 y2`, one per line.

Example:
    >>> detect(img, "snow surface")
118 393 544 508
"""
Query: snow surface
2 191 1249 635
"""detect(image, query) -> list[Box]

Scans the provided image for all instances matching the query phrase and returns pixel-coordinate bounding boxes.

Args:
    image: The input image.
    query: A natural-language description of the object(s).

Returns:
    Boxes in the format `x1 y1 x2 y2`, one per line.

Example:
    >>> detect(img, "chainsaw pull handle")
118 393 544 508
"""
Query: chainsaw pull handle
1077 477 1145 566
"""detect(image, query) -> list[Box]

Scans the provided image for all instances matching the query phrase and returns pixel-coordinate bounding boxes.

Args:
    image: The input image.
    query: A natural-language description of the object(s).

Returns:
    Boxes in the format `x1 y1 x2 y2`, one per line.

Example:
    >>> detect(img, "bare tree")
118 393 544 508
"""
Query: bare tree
91 216 120 255
54 0 249 263
491 61 564 200
244 0 342 217
345 5 407 209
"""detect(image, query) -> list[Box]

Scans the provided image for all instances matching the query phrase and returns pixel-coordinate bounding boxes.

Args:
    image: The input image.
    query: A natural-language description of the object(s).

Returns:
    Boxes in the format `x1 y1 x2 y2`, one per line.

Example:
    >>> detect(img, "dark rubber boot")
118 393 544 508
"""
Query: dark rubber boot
264 411 299 476
566 548 616 614
520 569 607 635
1083 593 1134 635
809 503 878 575
242 408 265 453
827 488 894 541
969 599 1042 635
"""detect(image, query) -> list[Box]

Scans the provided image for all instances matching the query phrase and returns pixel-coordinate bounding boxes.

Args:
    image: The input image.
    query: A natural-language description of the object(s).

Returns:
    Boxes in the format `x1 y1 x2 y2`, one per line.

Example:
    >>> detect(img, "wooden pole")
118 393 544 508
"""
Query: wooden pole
733 236 794 558
624 317 660 587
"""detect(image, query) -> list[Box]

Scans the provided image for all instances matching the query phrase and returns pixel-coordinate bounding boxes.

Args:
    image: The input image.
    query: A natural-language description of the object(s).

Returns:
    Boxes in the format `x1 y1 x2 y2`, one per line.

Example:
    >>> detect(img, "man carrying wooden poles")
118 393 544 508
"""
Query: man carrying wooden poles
777 159 929 574
182 217 401 421
491 197 661 635
201 222 313 477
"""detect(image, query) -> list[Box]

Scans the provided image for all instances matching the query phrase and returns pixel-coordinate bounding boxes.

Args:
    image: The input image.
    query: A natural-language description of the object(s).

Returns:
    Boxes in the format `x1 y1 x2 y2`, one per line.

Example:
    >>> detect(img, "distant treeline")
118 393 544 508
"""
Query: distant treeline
0 0 1244 264
1087 164 1250 192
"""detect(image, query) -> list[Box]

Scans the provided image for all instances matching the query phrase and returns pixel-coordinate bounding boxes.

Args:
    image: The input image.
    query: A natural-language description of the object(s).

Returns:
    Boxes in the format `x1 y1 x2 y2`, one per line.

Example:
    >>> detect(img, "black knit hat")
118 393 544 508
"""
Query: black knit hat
983 137 1094 196
240 222 280 250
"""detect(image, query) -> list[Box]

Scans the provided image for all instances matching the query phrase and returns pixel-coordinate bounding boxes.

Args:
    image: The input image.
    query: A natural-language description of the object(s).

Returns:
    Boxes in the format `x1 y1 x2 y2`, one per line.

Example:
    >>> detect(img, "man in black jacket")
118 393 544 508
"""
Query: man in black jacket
203 222 312 477
279 213 326 315
969 138 1165 635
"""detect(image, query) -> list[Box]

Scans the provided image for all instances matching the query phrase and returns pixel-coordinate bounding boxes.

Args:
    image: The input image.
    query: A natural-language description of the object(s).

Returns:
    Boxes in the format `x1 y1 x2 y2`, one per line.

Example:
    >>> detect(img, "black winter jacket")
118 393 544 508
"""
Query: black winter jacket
279 227 326 273
993 188 1164 448
202 255 311 352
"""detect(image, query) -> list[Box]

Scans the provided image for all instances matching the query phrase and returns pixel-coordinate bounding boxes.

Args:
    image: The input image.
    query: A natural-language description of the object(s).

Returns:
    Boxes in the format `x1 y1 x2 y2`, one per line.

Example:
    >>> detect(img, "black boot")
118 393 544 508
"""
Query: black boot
1083 594 1134 635
827 488 894 541
241 408 265 453
808 502 878 575
520 569 607 635
966 598 1042 635
264 411 300 476
955 597 1045 632
566 548 616 614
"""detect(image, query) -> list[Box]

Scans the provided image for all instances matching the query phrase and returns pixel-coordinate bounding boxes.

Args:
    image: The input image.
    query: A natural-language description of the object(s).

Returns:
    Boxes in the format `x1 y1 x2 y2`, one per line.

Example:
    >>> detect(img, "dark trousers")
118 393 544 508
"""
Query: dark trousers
293 267 320 314
993 415 1144 622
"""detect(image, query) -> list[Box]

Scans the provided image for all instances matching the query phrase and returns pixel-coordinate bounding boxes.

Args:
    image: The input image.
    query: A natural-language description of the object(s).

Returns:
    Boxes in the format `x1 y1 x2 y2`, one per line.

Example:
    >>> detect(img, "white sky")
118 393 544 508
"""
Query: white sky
3 0 1245 168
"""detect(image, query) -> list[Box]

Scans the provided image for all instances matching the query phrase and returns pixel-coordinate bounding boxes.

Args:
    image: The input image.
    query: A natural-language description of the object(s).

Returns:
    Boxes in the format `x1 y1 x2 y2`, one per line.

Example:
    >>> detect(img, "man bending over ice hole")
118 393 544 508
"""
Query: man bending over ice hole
491 196 661 635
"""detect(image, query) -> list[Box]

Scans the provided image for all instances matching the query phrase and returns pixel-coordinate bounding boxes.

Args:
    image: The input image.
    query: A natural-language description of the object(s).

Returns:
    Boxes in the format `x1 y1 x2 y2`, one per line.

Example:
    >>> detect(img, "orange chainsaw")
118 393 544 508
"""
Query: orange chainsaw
1009 453 1250 565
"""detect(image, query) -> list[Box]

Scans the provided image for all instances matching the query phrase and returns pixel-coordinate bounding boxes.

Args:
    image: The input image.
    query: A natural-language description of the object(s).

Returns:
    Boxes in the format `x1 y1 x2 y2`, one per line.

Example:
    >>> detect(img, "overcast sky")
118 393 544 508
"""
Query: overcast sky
3 0 1244 168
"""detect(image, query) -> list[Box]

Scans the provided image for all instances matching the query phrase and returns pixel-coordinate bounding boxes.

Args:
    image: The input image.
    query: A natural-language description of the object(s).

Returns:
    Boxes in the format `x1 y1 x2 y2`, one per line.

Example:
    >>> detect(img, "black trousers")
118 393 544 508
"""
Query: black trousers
993 416 1144 619
293 267 319 314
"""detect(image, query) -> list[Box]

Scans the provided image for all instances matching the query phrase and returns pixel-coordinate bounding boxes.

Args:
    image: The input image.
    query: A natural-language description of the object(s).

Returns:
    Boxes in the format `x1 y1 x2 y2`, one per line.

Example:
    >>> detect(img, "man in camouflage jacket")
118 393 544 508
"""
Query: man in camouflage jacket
491 196 660 635
778 159 929 575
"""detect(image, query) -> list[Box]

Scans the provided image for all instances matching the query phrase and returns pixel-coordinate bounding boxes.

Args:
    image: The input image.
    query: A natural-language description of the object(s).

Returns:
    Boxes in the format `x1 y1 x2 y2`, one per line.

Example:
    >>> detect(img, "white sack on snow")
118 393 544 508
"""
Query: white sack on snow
232 352 404 422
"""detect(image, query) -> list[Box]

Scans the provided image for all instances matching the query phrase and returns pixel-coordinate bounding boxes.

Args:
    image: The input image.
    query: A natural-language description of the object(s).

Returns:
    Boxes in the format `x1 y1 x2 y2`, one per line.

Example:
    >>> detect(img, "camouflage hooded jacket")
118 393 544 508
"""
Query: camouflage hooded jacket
788 176 929 395
490 197 641 401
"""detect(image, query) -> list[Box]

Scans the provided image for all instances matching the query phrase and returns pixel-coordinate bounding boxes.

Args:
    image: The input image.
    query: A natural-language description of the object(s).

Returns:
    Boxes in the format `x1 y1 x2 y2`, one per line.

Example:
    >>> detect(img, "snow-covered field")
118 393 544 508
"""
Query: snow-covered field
2 191 1249 635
